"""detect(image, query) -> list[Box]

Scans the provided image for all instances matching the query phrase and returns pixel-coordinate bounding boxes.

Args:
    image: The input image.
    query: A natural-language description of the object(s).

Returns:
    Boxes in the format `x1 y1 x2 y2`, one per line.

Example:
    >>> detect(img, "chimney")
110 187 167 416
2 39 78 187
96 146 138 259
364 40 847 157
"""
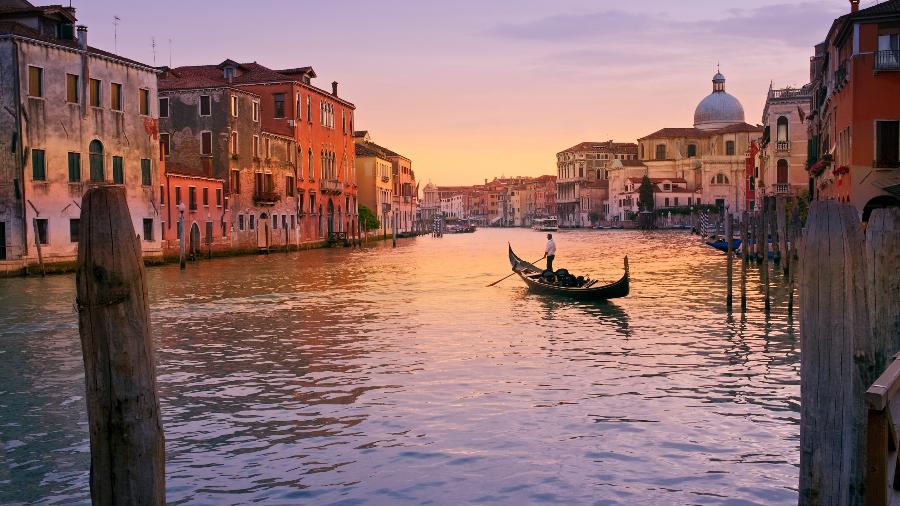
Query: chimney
331 81 338 96
76 25 87 49
850 0 859 12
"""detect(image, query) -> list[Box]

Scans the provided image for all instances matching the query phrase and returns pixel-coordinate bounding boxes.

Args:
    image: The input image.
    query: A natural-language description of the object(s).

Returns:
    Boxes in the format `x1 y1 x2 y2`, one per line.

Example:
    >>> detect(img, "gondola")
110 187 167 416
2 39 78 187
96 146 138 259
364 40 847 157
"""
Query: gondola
705 239 742 252
508 244 629 300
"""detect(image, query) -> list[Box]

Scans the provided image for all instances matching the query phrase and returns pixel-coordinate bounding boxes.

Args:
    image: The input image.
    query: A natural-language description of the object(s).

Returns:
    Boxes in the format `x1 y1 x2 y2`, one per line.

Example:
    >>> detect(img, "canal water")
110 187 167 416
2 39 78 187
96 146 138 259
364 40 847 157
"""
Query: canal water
0 229 799 505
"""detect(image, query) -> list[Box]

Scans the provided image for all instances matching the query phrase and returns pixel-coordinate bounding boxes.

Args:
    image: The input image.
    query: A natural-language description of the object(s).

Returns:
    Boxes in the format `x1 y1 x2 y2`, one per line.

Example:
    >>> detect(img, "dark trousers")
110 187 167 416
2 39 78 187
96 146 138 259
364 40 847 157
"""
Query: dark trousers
546 255 555 272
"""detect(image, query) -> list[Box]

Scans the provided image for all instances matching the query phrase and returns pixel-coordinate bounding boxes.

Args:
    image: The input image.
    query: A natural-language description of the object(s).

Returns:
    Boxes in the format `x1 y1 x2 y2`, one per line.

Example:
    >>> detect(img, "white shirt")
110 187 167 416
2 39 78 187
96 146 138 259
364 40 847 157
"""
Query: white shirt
545 239 556 256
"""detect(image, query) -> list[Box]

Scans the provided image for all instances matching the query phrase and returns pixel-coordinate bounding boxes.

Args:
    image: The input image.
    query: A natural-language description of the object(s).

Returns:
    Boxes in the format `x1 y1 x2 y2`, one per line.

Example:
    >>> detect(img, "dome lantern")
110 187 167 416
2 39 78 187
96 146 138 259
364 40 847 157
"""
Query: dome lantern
693 66 745 130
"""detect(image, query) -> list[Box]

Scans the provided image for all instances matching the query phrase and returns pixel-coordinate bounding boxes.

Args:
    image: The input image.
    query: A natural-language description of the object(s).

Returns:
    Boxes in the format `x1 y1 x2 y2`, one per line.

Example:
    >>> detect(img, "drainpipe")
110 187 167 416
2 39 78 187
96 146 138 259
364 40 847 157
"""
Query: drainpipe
12 39 27 260
77 25 88 118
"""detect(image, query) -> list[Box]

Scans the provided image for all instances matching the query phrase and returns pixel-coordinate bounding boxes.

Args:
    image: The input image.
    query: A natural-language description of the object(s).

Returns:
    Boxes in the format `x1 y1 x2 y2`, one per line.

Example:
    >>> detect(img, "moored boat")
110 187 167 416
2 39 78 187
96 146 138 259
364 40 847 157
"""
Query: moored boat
705 239 742 252
532 217 559 231
508 245 629 300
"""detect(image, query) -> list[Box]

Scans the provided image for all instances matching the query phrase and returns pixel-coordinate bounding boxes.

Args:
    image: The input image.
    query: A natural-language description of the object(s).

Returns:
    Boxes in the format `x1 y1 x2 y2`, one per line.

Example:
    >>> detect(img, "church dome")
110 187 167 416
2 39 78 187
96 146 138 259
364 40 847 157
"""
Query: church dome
693 70 745 130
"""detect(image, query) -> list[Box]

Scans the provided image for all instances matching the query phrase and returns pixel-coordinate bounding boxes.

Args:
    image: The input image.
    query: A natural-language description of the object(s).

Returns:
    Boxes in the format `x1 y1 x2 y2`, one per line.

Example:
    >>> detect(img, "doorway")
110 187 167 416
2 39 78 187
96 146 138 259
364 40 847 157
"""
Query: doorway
0 222 5 260
258 212 270 250
189 222 200 258
327 200 334 236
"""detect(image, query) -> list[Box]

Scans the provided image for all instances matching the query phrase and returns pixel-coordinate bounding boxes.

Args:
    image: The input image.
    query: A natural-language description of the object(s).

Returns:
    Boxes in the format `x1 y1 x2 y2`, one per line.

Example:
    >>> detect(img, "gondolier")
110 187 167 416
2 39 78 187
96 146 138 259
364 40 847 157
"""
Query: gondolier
508 244 629 300
543 233 556 271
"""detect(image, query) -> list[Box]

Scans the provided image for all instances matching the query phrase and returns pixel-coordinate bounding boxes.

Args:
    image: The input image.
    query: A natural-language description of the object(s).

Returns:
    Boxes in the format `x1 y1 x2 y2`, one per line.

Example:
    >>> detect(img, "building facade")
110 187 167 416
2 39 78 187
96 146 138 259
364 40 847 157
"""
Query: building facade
354 135 394 232
556 141 638 227
807 0 900 218
757 84 812 204
0 3 162 271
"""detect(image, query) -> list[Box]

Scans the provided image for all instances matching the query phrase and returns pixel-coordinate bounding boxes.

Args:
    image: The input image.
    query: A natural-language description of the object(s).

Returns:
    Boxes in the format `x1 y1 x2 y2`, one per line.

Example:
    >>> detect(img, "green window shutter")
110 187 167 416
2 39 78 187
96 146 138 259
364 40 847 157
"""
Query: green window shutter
113 156 124 184
68 152 81 182
141 159 151 186
32 149 45 180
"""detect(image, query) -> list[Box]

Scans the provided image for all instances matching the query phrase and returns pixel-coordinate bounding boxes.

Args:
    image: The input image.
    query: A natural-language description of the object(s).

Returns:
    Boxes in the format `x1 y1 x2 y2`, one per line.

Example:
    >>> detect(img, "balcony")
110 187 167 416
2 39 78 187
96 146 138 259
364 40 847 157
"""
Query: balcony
774 183 791 195
381 176 390 183
253 191 280 206
775 141 790 152
834 61 849 91
875 50 900 72
320 179 342 194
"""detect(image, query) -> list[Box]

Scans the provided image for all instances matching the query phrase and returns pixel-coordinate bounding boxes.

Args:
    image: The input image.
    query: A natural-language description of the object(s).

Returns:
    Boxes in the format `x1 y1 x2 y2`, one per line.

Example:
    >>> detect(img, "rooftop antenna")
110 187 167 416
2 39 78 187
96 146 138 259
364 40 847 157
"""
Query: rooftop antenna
151 37 156 65
113 15 120 53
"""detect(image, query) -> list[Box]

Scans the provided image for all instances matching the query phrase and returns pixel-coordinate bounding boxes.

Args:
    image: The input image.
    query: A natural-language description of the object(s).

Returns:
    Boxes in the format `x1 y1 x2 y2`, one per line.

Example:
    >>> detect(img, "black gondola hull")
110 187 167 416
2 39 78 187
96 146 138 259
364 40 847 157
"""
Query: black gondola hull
507 245 629 300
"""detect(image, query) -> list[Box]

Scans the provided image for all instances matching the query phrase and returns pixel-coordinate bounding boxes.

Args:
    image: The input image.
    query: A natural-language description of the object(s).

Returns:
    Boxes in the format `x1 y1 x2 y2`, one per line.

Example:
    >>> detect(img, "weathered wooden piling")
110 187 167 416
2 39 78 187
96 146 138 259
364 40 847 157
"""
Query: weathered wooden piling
799 201 871 505
75 186 165 505
788 204 800 314
777 197 787 272
740 211 748 309
761 202 770 313
865 207 900 372
725 212 733 309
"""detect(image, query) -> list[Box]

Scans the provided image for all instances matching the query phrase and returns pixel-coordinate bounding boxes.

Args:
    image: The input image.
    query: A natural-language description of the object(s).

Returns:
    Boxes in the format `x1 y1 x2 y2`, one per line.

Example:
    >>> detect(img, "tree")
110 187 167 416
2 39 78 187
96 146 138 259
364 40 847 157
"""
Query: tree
638 175 655 212
359 205 380 231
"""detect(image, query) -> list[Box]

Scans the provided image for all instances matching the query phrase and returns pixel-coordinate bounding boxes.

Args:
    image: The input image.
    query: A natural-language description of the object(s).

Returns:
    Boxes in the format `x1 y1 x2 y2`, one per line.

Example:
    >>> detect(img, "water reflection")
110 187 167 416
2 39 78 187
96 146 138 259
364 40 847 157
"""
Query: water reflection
0 229 800 505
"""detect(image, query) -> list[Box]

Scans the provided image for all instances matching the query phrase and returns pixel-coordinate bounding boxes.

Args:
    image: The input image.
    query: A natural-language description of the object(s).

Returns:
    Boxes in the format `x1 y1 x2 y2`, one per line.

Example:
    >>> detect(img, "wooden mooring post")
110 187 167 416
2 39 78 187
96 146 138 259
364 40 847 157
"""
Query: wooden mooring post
777 197 787 273
761 201 770 313
75 186 166 505
799 201 873 505
740 211 748 310
725 212 733 310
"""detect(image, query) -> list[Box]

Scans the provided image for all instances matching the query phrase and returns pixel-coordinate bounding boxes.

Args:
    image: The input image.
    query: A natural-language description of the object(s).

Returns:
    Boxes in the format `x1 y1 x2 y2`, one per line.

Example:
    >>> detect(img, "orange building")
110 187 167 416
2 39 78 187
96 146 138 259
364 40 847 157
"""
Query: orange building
808 0 900 218
160 169 229 257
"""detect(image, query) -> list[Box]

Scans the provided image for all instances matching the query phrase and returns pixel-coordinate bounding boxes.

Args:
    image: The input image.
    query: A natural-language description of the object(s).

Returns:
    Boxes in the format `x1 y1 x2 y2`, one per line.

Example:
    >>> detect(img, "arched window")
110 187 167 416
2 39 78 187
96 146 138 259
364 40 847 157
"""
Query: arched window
777 159 789 184
776 116 789 142
712 173 730 185
89 139 104 181
687 144 697 157
308 149 314 179
725 140 735 156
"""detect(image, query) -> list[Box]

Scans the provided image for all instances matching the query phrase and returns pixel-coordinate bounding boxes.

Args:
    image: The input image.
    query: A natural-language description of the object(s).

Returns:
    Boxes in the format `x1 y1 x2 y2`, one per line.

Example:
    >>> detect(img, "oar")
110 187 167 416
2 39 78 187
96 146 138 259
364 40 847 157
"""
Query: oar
486 257 544 287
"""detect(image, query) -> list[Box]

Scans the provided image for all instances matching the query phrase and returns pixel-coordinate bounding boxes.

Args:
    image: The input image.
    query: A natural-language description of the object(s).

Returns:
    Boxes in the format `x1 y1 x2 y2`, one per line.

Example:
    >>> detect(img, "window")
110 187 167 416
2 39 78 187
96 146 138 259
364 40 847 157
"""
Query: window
175 186 182 205
70 219 80 243
35 218 48 244
159 97 169 118
141 159 151 186
664 197 670 207
291 214 295 229
687 144 697 157
239 214 245 230
252 136 260 157
159 133 170 159
252 101 259 122
231 95 239 117
199 95 211 116
89 79 101 107
296 93 302 120
674 197 679 206
285 176 294 196
712 173 730 185
205 221 213 244
143 219 154 241
89 140 104 181
776 159 789 184
231 132 238 154
249 214 255 230
68 152 81 182
876 120 900 167
264 138 270 159
201 131 212 155
725 140 735 156
112 156 124 184
32 149 46 180
655 144 666 160
160 185 165 205
776 116 789 142
28 66 42 97
231 169 240 193
110 83 122 110
202 187 209 207
216 188 222 207
272 214 278 230
189 187 197 210
306 96 311 122
273 93 285 118
66 74 79 103
139 89 150 115
308 149 314 179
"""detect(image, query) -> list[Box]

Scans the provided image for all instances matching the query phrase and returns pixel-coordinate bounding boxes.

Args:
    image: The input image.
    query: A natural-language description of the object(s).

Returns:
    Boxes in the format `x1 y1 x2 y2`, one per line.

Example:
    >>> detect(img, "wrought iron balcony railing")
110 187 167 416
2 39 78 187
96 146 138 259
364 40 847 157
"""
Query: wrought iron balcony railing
875 50 900 71
253 191 280 205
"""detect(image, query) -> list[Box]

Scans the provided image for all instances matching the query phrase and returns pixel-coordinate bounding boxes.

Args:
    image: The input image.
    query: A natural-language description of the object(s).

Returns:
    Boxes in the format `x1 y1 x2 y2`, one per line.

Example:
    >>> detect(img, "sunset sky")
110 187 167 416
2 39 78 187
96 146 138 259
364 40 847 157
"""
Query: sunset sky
75 0 856 185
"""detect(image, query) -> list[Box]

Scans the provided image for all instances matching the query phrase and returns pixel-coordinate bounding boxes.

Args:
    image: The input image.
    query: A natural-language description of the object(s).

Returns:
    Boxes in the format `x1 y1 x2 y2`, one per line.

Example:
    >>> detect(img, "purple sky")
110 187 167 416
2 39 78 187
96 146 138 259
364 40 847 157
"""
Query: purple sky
73 0 858 185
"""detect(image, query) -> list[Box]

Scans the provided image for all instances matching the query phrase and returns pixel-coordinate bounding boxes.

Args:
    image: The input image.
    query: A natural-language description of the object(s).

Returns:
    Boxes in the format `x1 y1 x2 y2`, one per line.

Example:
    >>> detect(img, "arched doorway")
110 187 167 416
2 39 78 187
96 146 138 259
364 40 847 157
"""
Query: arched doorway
89 140 104 181
862 195 900 222
189 222 201 258
327 200 335 236
258 212 270 250
776 159 789 184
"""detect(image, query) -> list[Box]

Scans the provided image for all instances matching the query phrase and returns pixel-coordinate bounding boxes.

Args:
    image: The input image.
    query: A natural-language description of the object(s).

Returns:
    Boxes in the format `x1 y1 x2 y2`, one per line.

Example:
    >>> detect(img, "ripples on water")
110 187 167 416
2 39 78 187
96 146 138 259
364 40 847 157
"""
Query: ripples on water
0 229 799 505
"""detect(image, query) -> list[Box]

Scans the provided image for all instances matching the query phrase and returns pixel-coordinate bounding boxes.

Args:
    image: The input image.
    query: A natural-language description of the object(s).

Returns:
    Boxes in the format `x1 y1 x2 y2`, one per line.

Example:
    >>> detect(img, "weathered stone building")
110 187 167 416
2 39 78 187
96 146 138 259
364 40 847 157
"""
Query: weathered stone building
555 141 638 227
0 1 162 272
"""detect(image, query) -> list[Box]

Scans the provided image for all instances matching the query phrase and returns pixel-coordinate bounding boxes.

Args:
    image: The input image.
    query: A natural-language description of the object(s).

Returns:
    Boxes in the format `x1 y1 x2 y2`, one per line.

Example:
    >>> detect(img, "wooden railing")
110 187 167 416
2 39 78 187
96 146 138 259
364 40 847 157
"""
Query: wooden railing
865 355 900 505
